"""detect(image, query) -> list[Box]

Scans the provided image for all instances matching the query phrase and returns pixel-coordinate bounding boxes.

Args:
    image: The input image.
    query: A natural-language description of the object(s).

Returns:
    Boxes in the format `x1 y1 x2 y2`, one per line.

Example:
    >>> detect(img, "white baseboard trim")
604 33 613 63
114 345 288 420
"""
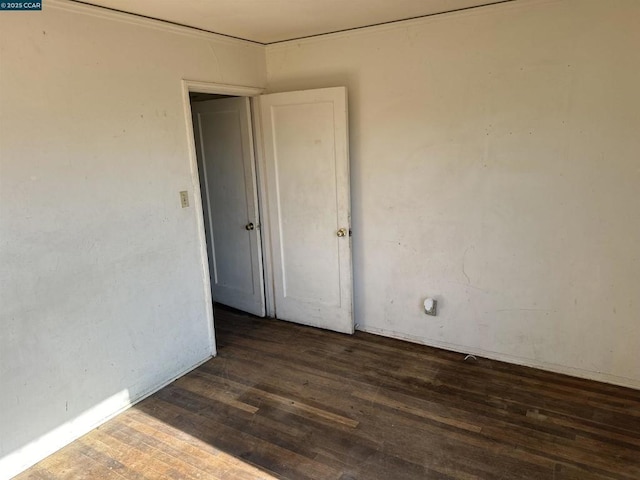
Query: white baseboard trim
357 325 640 391
2 355 213 480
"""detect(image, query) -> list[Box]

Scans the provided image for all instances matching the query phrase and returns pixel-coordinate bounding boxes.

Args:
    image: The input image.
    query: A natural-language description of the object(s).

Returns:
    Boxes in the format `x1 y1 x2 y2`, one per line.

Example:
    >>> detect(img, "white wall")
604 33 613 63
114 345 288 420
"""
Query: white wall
266 0 640 388
2 0 639 476
0 1 265 477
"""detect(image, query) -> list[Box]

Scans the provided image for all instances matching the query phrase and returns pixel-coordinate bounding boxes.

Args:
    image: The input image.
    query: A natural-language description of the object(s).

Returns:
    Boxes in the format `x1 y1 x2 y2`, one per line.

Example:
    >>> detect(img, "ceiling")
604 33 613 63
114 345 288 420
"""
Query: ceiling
75 0 509 44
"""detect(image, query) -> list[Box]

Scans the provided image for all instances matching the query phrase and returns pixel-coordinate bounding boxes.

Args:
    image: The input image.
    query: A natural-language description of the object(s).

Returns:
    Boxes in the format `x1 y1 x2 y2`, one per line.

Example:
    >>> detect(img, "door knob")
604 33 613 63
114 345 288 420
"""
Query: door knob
337 228 347 237
245 222 255 231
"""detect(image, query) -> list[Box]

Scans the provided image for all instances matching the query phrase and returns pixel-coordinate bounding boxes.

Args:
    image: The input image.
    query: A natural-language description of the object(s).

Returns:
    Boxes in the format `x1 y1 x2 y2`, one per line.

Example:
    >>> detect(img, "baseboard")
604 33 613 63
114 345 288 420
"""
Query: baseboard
357 325 640 391
1 355 213 480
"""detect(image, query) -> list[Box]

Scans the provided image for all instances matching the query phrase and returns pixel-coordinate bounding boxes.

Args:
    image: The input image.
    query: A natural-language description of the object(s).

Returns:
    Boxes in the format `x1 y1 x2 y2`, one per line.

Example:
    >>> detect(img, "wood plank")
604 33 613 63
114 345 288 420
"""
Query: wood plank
15 305 640 480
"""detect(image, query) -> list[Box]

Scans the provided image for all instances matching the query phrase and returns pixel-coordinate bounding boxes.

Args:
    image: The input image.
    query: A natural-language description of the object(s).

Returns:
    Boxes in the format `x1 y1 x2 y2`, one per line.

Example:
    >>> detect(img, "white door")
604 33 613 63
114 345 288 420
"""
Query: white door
258 87 353 333
192 97 265 317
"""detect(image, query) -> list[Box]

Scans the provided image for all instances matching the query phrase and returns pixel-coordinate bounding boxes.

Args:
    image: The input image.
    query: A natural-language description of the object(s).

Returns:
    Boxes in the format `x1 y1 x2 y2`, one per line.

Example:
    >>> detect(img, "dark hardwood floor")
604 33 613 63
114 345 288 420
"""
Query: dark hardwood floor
17 306 640 479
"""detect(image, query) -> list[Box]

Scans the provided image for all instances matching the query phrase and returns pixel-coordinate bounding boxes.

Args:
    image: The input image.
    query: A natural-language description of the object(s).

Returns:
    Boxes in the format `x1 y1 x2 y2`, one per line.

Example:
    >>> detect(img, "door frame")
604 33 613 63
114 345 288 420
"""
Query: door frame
181 79 275 357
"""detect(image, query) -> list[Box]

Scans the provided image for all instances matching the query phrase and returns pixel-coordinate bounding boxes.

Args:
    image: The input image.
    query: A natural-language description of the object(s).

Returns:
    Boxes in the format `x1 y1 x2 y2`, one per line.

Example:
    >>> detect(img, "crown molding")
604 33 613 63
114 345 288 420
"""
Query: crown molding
47 0 263 48
266 0 553 49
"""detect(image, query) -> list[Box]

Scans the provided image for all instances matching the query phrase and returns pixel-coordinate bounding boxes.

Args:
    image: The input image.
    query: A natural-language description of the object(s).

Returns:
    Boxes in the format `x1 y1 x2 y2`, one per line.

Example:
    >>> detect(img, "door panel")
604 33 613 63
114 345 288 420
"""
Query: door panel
258 87 353 333
192 97 265 317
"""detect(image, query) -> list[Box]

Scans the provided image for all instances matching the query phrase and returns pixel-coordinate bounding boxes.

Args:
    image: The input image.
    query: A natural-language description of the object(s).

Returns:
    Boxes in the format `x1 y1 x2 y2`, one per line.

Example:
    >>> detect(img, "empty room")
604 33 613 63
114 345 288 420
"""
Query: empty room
1 0 639 479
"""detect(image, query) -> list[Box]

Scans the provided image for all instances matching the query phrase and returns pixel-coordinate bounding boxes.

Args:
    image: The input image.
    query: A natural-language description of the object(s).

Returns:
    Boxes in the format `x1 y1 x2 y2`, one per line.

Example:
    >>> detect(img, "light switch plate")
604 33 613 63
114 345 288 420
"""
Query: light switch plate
180 191 189 208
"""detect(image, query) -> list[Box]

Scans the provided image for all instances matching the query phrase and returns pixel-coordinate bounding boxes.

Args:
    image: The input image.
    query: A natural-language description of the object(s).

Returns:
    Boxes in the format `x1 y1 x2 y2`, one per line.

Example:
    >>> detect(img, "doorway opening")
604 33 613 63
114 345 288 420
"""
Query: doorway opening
190 92 268 319
184 81 354 357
